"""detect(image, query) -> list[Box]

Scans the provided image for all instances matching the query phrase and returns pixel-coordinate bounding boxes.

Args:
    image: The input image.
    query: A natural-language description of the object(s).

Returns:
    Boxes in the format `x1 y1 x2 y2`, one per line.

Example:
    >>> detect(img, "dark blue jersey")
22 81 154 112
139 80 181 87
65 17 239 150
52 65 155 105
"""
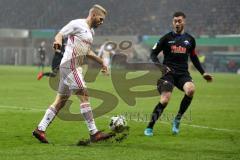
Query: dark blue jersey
151 31 204 74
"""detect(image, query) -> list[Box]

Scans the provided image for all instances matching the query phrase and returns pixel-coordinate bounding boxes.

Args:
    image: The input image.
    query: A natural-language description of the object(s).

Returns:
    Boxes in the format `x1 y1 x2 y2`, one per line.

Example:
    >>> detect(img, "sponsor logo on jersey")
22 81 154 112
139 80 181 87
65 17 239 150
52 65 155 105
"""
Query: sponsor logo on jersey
171 45 186 54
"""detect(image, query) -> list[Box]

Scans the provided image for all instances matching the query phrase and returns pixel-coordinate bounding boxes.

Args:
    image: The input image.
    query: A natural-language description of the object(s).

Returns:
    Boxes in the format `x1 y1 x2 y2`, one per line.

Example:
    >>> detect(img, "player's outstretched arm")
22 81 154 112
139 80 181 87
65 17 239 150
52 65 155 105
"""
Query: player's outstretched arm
150 37 171 75
87 50 104 64
150 52 171 75
190 50 213 82
87 50 108 73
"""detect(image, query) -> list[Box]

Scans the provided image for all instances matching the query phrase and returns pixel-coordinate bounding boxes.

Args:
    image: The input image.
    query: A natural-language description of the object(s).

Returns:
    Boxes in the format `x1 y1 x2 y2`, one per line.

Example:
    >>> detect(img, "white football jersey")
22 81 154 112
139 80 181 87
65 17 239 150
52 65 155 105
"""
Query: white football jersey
59 19 94 69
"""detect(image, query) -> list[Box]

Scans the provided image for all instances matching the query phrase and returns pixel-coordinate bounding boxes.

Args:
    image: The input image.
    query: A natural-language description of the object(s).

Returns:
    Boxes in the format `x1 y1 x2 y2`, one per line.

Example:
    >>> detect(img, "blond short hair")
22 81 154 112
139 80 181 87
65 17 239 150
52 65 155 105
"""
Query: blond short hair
90 4 107 15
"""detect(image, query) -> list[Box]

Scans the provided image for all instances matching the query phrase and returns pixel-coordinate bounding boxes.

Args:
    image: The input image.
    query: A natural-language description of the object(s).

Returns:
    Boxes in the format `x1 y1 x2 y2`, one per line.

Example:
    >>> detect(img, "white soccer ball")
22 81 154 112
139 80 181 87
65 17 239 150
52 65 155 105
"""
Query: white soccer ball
109 115 127 132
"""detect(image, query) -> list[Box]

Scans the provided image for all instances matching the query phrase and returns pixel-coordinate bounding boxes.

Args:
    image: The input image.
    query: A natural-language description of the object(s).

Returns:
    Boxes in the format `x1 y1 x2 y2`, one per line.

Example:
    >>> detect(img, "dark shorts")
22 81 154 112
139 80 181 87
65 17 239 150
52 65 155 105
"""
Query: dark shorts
157 73 193 94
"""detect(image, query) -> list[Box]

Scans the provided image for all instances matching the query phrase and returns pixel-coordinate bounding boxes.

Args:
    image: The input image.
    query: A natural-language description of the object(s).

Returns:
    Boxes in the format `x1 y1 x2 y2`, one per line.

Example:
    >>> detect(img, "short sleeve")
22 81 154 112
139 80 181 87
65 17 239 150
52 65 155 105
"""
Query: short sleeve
59 20 76 37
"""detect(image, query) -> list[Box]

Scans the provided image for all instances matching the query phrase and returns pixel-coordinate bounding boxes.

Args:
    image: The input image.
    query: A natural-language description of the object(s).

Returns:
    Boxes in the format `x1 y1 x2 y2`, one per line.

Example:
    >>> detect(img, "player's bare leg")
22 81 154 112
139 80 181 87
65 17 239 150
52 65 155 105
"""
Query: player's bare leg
172 82 195 134
74 89 112 143
32 94 69 143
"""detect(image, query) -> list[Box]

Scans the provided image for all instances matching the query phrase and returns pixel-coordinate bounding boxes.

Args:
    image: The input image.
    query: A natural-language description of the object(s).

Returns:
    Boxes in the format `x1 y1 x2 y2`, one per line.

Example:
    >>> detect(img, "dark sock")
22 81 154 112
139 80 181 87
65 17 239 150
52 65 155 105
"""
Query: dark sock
175 95 193 121
147 102 166 129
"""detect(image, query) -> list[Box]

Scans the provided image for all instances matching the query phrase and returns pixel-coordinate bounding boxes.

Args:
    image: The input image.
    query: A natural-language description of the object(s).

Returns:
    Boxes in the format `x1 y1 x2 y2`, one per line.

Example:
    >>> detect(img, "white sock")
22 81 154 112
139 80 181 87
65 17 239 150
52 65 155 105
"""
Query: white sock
80 102 98 135
38 106 57 131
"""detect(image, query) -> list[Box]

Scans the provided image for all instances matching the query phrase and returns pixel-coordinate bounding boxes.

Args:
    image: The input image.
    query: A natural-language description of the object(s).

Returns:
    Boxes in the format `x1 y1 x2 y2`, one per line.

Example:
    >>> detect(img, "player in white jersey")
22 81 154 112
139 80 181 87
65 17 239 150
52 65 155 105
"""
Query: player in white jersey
33 4 112 143
98 39 115 75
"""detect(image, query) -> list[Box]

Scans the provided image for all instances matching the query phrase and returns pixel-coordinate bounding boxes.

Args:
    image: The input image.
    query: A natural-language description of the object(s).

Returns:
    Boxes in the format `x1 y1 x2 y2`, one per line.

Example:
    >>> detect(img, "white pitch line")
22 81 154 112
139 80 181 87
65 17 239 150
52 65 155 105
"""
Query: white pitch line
104 115 240 133
0 105 45 112
160 121 240 133
1 105 240 133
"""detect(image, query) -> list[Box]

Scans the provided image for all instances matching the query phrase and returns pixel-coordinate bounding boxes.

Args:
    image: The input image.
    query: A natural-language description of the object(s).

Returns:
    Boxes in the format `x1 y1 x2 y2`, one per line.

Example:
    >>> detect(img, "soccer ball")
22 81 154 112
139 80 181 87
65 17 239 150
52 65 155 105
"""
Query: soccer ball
109 115 127 132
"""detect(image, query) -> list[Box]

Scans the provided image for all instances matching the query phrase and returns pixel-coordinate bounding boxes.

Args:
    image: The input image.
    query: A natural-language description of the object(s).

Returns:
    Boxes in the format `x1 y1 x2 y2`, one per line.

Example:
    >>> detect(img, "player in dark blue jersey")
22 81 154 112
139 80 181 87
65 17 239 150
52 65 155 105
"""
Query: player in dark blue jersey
144 12 213 136
37 38 67 80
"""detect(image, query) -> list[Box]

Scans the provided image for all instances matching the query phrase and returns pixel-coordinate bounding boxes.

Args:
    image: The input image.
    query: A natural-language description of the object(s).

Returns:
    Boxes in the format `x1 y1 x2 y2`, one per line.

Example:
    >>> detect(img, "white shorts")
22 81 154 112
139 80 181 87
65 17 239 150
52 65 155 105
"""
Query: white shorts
58 67 86 95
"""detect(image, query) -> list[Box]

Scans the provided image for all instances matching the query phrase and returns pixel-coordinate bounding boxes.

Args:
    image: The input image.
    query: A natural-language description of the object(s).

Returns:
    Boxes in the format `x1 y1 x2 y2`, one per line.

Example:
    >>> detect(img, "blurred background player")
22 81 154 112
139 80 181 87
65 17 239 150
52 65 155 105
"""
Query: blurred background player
32 4 112 143
144 12 213 136
37 38 67 80
98 39 115 75
38 41 46 73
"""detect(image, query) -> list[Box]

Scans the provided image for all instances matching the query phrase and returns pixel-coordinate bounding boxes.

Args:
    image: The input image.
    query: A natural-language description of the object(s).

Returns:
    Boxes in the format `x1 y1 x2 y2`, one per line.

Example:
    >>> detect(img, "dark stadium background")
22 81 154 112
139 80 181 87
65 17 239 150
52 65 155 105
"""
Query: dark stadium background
0 1 239 160
0 0 239 73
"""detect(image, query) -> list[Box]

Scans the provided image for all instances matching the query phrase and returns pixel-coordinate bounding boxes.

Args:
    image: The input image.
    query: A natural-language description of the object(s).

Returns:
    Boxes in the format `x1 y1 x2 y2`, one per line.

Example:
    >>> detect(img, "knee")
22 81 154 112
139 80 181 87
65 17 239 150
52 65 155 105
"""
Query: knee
185 87 195 97
76 91 89 103
160 92 171 106
52 95 69 111
183 82 195 97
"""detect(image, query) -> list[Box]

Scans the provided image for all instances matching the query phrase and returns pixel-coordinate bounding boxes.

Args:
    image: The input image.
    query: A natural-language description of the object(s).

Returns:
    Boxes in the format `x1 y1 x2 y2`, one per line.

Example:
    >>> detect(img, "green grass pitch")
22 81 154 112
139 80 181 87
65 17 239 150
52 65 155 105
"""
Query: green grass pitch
0 65 240 160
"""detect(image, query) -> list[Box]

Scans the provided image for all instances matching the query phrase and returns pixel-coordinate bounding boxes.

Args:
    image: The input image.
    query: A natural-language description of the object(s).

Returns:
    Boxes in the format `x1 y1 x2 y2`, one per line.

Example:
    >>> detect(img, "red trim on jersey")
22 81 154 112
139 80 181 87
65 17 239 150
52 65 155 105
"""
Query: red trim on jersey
70 47 84 89
72 58 83 89
191 49 197 56
69 35 74 43
82 39 92 45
